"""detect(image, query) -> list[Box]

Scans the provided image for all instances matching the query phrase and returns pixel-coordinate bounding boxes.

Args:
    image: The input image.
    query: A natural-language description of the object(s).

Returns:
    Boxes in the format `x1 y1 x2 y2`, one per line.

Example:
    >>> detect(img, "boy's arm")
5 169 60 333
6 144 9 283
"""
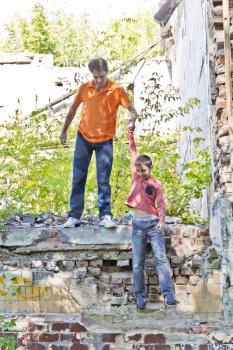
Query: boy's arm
155 183 166 229
128 131 137 177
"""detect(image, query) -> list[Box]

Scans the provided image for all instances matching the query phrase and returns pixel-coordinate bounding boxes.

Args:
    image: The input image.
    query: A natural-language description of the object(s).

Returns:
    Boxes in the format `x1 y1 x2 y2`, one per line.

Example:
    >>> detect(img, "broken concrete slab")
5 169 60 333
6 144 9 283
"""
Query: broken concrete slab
59 225 132 246
0 228 49 247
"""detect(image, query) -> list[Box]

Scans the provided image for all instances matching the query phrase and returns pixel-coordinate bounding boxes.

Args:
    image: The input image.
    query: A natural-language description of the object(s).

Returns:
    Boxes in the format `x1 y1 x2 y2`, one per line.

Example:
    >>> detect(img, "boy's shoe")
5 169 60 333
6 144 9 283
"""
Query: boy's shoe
164 295 177 309
63 217 80 228
136 294 146 309
99 215 117 228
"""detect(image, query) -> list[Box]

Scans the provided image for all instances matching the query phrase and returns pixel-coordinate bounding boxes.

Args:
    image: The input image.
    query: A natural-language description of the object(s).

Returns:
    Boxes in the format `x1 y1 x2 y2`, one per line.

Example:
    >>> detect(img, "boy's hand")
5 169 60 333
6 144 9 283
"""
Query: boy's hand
156 221 165 231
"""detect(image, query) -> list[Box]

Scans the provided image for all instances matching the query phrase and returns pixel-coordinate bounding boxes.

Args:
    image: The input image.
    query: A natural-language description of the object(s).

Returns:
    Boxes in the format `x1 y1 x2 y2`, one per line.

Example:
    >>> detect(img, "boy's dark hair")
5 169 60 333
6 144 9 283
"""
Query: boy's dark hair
135 154 152 168
88 58 108 73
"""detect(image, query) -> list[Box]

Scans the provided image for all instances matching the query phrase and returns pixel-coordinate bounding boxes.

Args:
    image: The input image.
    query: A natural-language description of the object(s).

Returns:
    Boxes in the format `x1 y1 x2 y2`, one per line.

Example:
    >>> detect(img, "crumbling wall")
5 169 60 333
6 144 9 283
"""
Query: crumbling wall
209 0 233 323
0 223 221 320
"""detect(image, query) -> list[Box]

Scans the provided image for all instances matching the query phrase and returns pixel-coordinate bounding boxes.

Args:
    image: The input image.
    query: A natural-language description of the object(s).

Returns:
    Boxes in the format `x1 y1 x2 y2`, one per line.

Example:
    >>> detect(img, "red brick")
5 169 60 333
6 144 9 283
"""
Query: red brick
52 323 70 332
102 333 121 342
69 323 87 332
144 334 166 344
102 345 110 350
185 345 193 350
60 333 78 342
38 333 59 342
128 333 142 341
27 344 46 350
199 345 209 350
70 344 88 350
18 333 39 345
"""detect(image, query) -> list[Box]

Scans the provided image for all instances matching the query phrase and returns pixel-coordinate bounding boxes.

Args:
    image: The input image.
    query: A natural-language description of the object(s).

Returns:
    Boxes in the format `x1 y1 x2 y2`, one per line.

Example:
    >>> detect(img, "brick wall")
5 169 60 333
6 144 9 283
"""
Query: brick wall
1 315 233 350
211 0 233 195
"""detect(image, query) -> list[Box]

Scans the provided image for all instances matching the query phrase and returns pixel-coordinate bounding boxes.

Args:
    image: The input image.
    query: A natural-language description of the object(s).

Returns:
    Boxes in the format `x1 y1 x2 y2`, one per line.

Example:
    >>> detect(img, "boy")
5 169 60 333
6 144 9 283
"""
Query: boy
125 130 176 309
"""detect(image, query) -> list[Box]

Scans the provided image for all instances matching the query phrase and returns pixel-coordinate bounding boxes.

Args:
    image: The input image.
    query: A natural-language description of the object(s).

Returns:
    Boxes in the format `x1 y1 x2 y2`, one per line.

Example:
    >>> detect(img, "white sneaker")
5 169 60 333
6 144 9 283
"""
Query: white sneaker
99 215 117 228
63 217 80 228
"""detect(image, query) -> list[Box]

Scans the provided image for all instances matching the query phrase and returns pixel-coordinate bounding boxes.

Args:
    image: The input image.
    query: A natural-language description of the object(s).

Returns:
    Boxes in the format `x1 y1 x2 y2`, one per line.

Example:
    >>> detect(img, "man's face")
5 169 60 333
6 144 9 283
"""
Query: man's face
92 69 108 90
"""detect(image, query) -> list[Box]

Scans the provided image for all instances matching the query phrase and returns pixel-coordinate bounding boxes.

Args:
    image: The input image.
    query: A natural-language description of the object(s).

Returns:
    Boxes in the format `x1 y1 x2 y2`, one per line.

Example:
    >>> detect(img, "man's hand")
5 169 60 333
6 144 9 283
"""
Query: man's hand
156 221 165 231
128 119 135 132
127 106 137 132
59 130 67 145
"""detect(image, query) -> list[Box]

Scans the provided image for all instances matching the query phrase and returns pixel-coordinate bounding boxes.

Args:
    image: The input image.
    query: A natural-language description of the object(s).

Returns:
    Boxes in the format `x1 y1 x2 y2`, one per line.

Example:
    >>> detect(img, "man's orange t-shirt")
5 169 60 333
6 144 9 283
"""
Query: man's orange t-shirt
74 79 132 143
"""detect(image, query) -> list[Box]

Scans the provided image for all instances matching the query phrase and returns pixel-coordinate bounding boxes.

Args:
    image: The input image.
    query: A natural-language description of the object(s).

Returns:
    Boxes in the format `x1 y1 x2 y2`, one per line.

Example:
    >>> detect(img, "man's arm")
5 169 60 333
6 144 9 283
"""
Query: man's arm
127 106 138 131
59 102 78 145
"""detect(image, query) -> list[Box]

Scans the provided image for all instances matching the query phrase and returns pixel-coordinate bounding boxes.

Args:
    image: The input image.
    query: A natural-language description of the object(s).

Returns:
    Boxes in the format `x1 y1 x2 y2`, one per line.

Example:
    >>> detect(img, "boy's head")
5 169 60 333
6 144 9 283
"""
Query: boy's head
135 155 152 179
88 58 108 90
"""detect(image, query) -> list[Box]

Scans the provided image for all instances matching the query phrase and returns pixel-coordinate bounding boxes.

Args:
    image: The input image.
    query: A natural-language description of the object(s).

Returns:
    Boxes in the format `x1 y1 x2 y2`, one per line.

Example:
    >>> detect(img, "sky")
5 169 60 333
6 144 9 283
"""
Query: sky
0 0 160 29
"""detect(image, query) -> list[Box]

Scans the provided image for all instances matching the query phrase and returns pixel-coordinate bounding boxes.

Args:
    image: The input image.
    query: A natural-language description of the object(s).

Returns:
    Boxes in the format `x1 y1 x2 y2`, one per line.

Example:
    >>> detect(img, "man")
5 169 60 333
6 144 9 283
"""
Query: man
60 58 137 228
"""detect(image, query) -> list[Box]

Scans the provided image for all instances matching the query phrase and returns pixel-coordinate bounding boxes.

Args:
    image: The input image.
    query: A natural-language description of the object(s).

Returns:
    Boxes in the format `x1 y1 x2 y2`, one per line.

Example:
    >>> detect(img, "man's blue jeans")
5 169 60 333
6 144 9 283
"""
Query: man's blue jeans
132 217 176 303
68 132 113 219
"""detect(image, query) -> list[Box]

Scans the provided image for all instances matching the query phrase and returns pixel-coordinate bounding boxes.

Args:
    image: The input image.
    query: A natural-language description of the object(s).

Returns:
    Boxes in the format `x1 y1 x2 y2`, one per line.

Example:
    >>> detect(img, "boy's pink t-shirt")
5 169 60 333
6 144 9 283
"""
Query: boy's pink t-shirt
125 132 166 222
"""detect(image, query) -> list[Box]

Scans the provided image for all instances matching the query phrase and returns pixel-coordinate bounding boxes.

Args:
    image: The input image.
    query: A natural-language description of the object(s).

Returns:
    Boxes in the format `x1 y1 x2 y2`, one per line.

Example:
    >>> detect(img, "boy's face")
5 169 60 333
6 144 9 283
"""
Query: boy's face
92 69 108 90
135 162 152 179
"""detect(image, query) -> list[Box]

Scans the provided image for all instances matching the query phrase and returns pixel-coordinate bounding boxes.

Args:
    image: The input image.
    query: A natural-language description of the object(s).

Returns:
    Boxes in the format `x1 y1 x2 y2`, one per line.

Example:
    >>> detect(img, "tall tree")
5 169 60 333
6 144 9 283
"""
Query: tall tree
26 3 55 54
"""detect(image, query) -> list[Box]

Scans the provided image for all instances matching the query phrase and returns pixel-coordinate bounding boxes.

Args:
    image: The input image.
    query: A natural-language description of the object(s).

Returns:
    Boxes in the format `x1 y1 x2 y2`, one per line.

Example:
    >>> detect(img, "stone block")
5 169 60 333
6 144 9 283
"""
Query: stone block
180 267 195 276
110 294 128 306
75 261 89 268
87 267 101 277
145 258 154 268
171 256 184 267
149 275 159 285
189 276 201 286
100 272 110 284
97 281 111 293
173 268 180 276
59 261 75 271
111 273 123 285
192 256 204 268
89 259 103 267
46 262 59 272
117 259 130 267
176 276 189 285
31 260 43 268
73 268 87 279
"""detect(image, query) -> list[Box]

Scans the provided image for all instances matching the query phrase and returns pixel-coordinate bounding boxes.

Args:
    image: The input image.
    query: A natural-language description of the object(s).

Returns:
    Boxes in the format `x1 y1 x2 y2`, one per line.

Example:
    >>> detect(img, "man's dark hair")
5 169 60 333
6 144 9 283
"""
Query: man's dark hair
88 58 108 73
135 154 153 168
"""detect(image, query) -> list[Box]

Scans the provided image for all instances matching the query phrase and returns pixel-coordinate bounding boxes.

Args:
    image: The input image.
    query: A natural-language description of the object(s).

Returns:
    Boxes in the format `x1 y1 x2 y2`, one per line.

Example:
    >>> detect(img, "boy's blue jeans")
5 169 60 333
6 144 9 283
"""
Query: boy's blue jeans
68 132 113 219
132 217 176 303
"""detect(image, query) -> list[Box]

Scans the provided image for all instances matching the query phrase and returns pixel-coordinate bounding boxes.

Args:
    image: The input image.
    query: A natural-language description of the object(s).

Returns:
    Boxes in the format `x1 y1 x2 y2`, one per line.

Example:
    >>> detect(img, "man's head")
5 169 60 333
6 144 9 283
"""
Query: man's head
88 58 108 90
135 155 153 179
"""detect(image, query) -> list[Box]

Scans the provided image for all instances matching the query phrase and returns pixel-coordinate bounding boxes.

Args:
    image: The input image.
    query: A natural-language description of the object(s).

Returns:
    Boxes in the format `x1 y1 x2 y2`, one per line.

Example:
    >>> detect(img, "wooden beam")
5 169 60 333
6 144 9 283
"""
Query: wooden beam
223 0 233 198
